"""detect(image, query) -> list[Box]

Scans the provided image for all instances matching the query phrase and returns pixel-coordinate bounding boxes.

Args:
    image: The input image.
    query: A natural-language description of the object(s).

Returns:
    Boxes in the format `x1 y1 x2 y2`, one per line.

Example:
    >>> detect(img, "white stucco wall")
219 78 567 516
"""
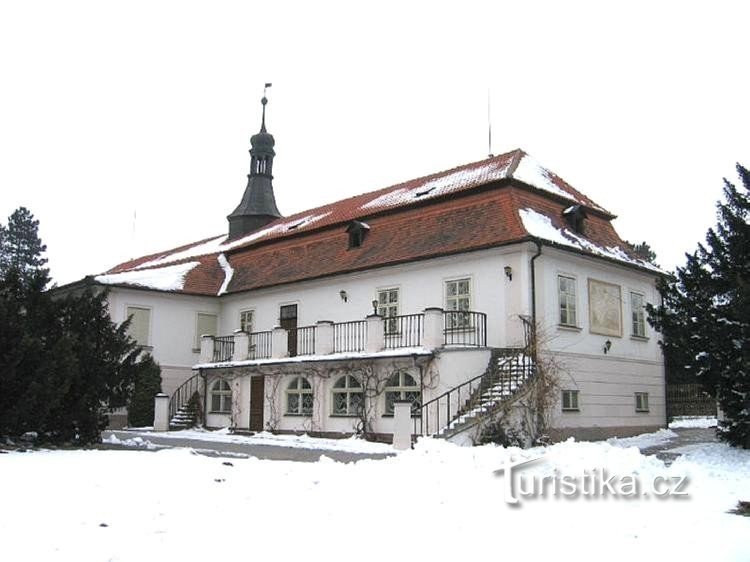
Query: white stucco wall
106 288 219 397
531 246 666 435
218 245 525 348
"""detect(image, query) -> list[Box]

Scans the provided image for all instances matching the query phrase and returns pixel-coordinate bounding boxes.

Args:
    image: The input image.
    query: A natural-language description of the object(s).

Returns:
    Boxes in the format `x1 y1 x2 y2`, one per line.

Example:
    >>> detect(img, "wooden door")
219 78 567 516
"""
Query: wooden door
280 304 298 357
249 376 265 432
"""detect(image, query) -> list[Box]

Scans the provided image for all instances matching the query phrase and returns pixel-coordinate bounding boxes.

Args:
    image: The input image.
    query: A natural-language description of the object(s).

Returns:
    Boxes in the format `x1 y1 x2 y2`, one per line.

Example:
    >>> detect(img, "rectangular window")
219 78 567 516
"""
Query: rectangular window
558 275 577 327
631 292 646 337
377 288 399 334
240 310 254 333
445 278 471 329
635 392 649 412
562 390 579 411
195 313 218 349
126 306 151 347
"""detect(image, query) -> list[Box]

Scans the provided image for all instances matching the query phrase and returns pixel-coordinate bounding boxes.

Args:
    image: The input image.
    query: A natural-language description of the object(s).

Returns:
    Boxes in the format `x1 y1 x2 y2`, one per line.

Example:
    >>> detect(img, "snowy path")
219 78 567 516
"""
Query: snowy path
102 429 395 463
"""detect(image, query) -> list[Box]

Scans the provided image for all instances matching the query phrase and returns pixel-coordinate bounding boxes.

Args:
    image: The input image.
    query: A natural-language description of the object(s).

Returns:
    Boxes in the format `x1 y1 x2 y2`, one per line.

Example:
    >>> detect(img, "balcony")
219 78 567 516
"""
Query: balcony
198 308 487 365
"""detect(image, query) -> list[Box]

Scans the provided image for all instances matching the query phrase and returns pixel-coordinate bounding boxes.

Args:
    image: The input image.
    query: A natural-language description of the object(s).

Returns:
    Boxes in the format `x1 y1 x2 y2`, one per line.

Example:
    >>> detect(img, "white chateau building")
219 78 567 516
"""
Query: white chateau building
71 96 665 444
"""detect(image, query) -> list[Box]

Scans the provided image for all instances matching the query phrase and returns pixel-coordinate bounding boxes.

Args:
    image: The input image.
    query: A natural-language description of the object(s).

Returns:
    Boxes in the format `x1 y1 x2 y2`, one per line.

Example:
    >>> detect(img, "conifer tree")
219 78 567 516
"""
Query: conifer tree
650 164 749 448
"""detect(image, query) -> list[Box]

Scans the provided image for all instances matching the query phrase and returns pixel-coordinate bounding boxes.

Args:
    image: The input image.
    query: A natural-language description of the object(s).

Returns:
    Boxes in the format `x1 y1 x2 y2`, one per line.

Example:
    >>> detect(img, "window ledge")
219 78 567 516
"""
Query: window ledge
329 414 360 418
630 335 649 342
284 413 312 417
635 409 650 413
381 414 421 419
561 408 580 413
209 411 231 415
557 324 582 332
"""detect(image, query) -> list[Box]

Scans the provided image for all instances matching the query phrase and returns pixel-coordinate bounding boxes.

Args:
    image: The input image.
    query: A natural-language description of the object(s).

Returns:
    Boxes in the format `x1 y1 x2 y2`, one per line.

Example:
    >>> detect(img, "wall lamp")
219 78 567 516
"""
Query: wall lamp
504 266 513 281
339 290 348 303
372 299 379 315
603 340 612 354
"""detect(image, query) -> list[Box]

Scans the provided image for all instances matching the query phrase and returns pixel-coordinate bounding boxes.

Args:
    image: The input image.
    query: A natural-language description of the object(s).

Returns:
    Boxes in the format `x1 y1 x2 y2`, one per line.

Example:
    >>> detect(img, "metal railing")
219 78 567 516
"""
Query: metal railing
249 330 272 360
333 320 367 353
443 310 487 347
289 325 316 357
212 336 235 362
384 313 424 349
168 372 204 423
415 350 534 437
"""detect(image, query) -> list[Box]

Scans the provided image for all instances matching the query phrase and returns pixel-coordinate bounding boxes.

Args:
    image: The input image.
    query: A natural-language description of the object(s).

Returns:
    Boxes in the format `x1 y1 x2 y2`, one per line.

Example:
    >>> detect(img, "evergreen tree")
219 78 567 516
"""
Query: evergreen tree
0 206 156 444
626 240 658 265
127 354 163 428
0 207 49 291
649 164 750 448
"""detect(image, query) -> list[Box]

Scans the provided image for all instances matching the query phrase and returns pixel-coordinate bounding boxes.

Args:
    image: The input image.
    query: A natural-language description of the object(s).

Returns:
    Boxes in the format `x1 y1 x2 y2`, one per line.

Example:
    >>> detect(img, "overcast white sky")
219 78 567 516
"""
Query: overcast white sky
1 1 748 285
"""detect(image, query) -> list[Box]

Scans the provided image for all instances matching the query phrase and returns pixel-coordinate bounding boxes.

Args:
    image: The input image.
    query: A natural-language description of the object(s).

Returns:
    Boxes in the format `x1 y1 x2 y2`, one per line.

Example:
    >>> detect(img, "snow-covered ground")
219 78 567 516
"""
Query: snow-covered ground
2 434 748 562
108 427 394 454
669 416 719 429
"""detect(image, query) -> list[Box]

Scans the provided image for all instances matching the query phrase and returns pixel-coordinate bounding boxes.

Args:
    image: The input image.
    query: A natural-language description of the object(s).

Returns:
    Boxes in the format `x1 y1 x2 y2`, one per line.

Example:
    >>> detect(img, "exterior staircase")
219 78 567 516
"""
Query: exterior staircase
418 346 536 441
169 395 201 429
168 374 204 430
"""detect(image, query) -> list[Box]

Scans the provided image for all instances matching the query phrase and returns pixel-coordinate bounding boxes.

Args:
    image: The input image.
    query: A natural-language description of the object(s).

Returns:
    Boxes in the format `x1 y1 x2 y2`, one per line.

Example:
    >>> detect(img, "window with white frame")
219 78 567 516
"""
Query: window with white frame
377 288 399 334
331 374 364 416
635 392 649 412
286 376 313 415
445 278 471 329
210 380 232 413
195 312 217 349
126 306 151 347
558 275 578 327
384 370 421 415
562 389 579 411
240 309 254 333
630 292 646 338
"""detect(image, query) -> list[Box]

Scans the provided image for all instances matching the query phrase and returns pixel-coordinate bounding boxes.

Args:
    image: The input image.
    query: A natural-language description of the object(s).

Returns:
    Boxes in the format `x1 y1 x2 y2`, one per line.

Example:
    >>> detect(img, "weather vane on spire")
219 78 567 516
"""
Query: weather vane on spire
260 82 272 132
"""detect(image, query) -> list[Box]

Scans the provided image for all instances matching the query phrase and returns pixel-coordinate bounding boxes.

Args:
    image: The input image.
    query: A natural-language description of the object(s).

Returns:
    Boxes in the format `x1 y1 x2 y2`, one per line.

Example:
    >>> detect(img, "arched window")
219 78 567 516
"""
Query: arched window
210 379 232 413
332 374 364 416
287 376 313 415
385 370 420 415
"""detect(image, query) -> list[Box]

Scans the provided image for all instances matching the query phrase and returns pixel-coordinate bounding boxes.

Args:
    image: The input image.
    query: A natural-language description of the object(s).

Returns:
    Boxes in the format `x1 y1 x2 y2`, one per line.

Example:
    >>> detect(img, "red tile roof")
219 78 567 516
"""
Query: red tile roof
94 149 653 296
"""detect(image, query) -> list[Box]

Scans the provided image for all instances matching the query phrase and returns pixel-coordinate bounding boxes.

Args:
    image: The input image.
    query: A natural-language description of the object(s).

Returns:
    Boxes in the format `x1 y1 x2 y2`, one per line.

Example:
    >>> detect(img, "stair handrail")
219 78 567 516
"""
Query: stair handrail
168 372 204 422
415 349 522 436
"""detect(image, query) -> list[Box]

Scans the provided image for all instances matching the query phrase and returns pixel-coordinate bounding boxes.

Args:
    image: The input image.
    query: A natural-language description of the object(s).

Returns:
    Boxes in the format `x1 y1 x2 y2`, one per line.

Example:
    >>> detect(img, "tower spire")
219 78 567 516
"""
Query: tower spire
260 82 271 133
227 82 282 239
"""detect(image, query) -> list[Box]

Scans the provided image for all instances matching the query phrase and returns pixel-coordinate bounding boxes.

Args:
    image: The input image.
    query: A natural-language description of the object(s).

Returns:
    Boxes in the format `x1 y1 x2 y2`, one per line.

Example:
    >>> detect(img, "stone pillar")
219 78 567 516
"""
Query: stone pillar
272 325 288 359
422 307 444 349
233 330 249 361
315 321 334 355
392 400 413 450
365 314 384 353
153 393 169 432
199 335 214 363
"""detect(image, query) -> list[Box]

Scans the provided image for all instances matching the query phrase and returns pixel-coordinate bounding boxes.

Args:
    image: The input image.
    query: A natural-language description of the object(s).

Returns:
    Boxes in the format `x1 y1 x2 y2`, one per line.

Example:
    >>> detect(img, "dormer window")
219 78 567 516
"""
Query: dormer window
415 186 436 197
346 220 370 249
562 205 587 234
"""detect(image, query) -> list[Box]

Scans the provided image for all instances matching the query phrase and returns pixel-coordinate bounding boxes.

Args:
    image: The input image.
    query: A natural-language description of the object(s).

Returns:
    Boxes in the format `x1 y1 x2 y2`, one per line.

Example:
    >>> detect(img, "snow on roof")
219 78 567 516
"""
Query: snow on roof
133 212 331 270
518 208 663 273
217 254 233 296
361 159 514 211
95 261 200 291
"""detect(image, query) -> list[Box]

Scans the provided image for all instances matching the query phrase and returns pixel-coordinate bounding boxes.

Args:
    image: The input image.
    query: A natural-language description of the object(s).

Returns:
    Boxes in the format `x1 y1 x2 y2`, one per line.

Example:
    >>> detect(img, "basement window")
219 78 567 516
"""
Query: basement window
562 205 587 234
562 390 579 411
346 220 370 249
635 392 650 413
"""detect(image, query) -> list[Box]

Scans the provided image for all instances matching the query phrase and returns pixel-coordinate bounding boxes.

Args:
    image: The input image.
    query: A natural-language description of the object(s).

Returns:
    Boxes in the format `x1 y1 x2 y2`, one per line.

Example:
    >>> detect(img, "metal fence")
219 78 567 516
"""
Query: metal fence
333 320 367 353
666 383 716 420
384 313 424 349
212 336 235 362
443 310 487 347
249 330 272 360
